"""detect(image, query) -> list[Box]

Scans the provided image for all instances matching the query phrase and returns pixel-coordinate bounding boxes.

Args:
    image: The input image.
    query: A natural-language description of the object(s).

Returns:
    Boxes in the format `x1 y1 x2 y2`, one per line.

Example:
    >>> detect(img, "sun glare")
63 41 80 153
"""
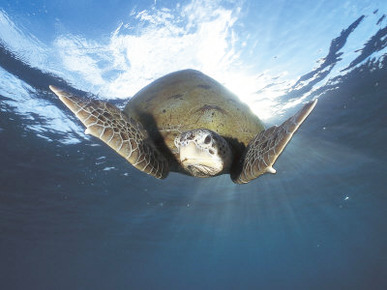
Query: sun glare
49 0 288 121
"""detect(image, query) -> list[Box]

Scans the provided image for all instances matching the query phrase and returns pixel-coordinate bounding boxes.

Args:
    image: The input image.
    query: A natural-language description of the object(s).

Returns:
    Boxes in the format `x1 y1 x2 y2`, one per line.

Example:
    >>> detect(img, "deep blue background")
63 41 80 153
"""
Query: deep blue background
0 0 386 289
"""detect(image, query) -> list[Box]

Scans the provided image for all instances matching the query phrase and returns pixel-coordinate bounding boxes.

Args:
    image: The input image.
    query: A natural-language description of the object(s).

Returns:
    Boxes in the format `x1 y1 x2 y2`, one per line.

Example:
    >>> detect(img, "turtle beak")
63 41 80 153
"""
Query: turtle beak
179 142 209 164
178 142 223 176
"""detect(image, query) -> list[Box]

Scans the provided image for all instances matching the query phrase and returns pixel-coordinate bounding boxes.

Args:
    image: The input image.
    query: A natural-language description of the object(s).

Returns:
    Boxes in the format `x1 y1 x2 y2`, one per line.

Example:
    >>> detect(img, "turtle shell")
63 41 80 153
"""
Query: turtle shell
123 69 264 159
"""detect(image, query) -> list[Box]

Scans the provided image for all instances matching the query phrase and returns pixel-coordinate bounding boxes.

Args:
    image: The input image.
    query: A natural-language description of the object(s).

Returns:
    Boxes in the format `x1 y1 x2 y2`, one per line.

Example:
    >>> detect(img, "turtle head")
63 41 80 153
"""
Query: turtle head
174 129 232 177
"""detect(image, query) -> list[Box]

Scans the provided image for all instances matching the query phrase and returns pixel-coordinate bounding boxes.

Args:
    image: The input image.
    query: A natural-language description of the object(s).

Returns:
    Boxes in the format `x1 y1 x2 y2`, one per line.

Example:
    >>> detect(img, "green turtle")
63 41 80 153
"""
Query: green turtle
50 69 317 184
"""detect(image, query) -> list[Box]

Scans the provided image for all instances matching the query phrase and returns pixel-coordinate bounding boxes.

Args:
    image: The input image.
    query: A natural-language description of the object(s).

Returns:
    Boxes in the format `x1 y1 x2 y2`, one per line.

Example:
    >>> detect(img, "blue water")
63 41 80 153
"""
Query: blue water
0 1 386 289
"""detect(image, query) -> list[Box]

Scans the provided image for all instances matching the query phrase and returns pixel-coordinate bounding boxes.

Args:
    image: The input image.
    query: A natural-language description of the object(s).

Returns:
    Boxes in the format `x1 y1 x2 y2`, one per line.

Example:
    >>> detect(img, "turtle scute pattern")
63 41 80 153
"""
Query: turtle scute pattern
233 125 283 184
53 88 169 179
233 99 317 184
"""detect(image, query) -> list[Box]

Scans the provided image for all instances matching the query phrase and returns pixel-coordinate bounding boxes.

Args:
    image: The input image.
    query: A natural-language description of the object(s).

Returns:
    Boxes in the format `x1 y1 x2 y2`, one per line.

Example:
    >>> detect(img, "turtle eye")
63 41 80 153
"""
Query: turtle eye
204 135 211 144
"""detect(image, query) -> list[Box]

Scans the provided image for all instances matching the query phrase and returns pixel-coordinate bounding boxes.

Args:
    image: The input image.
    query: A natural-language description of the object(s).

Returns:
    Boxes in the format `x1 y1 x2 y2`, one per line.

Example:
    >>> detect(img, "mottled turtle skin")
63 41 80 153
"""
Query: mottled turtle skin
123 69 264 173
50 69 317 184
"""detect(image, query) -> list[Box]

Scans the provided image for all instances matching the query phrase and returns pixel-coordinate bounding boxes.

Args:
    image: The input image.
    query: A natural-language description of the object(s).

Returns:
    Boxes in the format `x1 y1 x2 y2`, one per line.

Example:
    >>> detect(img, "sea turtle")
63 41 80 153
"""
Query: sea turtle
50 69 317 184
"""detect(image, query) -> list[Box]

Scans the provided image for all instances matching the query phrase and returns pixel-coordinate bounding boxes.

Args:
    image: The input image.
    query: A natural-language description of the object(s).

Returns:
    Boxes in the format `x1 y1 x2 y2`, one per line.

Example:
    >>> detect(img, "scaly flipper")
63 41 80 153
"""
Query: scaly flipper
50 86 169 179
231 99 317 184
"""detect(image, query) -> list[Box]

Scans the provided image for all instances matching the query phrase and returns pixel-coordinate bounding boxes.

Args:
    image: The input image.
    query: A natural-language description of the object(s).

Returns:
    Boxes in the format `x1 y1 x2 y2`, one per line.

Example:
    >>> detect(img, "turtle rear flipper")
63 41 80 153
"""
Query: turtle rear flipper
50 86 169 179
231 99 317 184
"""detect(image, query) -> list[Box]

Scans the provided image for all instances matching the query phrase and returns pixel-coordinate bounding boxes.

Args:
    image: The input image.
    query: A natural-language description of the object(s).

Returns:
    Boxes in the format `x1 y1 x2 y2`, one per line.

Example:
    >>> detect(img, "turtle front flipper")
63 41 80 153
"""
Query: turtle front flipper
50 86 169 179
231 99 317 184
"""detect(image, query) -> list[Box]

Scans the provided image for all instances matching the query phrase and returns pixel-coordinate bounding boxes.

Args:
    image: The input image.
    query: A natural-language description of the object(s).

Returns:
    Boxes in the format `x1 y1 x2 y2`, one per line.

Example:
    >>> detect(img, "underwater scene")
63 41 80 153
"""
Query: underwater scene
0 0 386 289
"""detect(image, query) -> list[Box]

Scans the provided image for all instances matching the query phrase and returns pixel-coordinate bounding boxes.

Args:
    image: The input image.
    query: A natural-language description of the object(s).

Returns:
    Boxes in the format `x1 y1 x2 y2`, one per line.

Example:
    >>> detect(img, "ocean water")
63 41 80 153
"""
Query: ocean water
0 1 386 289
